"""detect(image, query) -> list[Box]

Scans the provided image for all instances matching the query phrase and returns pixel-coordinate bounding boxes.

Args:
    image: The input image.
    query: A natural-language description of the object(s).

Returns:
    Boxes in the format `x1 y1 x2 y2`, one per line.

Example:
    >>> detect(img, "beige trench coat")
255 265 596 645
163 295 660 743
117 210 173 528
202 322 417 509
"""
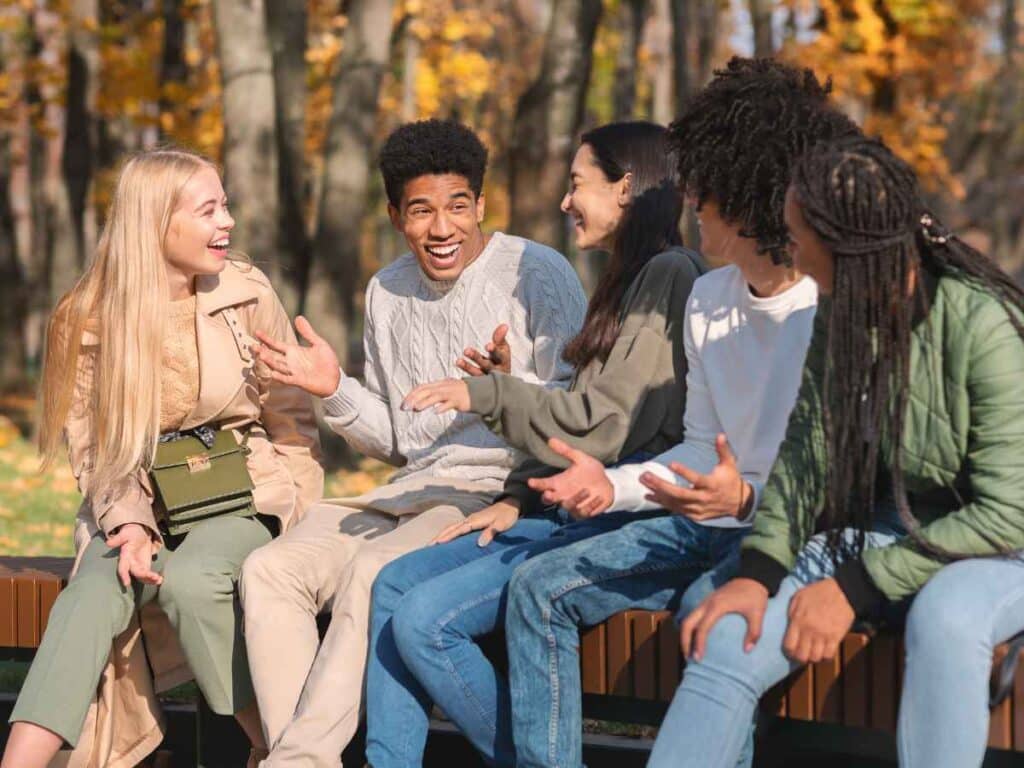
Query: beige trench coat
51 261 324 768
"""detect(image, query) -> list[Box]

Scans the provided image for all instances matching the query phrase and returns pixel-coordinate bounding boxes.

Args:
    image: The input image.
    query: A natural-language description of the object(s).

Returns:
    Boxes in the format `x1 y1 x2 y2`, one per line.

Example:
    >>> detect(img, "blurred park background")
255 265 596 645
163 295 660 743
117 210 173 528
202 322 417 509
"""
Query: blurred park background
0 0 1021 557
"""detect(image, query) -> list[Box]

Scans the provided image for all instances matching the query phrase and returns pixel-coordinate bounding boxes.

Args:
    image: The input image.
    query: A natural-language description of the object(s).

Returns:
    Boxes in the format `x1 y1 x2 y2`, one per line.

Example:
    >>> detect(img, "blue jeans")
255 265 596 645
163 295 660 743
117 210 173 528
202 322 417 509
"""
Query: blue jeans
505 514 749 768
364 509 663 767
644 521 907 768
898 555 1024 767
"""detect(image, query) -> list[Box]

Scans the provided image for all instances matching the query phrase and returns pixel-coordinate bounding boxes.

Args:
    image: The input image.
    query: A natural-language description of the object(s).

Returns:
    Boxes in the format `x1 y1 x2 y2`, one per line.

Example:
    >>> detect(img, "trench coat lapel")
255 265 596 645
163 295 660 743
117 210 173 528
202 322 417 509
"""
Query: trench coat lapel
181 269 260 429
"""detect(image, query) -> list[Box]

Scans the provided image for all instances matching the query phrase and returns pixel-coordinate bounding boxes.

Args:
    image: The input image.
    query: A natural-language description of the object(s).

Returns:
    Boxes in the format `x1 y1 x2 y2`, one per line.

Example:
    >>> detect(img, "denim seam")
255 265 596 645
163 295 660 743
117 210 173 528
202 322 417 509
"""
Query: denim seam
429 587 506 738
538 557 708 767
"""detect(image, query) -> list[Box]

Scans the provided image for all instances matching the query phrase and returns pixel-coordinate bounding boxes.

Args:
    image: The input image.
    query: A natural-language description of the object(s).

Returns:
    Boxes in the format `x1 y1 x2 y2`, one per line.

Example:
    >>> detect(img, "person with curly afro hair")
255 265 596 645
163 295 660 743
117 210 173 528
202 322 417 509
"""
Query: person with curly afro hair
236 118 587 766
501 57 860 768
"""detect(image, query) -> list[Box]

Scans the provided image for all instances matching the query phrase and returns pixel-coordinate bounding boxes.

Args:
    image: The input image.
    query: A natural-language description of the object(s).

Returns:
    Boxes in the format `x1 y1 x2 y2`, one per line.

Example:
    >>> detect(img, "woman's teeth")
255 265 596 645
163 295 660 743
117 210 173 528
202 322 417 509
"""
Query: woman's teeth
209 239 230 251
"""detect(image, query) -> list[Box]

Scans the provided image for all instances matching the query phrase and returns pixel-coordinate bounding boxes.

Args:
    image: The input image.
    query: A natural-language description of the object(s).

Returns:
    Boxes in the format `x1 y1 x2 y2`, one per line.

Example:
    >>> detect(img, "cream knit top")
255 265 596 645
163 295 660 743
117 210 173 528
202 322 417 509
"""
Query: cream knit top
159 295 200 433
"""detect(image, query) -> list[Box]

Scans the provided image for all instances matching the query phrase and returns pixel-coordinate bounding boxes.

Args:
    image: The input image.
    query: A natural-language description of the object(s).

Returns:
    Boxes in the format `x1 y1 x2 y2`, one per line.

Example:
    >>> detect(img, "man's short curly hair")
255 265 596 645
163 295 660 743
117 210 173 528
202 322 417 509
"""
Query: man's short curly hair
669 57 860 263
379 119 488 208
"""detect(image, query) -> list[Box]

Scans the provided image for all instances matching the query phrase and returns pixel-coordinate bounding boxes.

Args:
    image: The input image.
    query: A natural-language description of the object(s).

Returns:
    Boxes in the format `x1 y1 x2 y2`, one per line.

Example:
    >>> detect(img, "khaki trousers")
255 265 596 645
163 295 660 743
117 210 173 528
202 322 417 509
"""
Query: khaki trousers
240 476 499 767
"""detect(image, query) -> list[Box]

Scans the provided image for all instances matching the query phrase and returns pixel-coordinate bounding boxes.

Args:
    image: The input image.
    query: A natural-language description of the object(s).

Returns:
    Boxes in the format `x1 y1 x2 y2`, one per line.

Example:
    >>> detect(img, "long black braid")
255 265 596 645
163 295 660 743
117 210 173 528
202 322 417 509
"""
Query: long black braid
669 57 859 264
791 135 1024 561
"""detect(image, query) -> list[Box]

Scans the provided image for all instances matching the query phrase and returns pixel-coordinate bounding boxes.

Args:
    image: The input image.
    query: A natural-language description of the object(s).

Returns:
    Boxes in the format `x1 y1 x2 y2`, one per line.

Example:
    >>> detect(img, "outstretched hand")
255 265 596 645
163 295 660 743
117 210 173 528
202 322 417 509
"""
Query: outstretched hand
457 323 512 376
527 438 613 519
255 315 341 398
640 434 753 521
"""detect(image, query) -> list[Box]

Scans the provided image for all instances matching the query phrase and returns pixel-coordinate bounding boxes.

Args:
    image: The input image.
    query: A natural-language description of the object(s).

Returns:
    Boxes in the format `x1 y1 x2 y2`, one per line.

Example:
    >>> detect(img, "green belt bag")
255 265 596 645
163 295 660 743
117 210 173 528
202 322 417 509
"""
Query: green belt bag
150 426 256 537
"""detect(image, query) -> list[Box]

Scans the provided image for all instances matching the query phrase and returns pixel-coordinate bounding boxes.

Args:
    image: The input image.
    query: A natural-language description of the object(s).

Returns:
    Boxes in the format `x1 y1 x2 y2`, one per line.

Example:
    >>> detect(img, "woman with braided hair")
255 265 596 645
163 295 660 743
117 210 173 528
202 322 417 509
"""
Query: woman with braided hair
668 135 1024 768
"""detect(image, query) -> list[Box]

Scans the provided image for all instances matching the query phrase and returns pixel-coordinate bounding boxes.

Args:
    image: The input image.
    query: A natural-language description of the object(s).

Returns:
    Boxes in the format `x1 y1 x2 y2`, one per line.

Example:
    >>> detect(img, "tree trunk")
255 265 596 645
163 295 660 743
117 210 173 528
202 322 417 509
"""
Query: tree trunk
160 0 187 136
211 0 280 281
64 0 99 274
670 0 693 114
747 0 773 57
0 30 27 389
613 0 647 120
266 0 307 315
696 0 722 87
508 0 602 255
304 0 394 369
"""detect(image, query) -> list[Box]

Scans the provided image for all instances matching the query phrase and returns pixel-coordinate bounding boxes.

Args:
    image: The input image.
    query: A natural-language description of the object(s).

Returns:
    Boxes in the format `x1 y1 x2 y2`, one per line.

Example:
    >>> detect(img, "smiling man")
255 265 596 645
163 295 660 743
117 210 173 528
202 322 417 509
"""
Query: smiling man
238 119 586 767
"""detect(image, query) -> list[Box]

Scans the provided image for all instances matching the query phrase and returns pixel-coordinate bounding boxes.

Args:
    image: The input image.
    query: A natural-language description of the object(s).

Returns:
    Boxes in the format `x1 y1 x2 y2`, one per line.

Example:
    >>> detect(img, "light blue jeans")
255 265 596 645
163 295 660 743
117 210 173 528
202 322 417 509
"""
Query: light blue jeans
898 555 1024 767
365 510 663 767
505 514 749 768
645 523 907 768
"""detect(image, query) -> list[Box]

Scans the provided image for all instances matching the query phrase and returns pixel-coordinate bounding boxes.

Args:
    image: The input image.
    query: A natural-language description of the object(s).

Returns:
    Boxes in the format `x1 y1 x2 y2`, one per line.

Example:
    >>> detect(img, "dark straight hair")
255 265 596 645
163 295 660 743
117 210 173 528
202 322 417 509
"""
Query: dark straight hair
563 121 684 369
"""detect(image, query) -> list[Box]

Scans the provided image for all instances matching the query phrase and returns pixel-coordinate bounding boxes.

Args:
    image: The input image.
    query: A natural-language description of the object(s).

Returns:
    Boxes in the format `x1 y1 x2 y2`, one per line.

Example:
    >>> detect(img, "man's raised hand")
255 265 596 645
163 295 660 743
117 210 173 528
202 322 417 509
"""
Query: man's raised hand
457 323 512 377
639 434 753 521
255 315 341 398
527 438 614 519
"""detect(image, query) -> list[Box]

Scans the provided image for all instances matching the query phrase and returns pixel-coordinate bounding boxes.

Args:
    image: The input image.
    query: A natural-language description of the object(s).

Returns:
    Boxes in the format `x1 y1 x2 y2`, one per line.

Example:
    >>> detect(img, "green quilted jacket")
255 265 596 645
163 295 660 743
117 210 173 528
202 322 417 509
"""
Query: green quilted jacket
738 267 1024 612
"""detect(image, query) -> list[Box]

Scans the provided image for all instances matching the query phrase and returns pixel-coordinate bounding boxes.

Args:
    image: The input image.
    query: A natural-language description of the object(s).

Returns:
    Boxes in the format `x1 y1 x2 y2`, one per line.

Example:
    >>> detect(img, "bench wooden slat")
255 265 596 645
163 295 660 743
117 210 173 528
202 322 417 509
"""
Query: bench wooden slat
1014 647 1024 750
787 668 814 720
656 613 680 702
631 612 658 701
0 575 13 647
841 633 870 728
606 613 631 696
990 646 1013 749
869 633 898 731
580 623 607 694
813 656 842 722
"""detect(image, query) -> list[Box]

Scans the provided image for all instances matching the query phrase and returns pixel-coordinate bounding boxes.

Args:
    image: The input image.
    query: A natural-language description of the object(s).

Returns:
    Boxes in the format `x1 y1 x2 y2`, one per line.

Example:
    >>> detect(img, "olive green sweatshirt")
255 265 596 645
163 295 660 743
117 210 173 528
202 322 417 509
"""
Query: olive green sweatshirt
464 247 706 513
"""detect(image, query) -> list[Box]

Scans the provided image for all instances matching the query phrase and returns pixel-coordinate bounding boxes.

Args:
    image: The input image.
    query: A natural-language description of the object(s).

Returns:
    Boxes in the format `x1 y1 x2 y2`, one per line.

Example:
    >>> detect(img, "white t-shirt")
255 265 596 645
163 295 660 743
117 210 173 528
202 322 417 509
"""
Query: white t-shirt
605 264 818 528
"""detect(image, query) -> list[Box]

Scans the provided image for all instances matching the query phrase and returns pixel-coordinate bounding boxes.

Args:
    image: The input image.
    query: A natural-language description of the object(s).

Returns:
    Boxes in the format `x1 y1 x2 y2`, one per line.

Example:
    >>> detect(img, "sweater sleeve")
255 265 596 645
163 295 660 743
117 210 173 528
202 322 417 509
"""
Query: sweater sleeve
860 298 1024 602
604 291 719 511
322 279 404 466
737 308 830 594
466 251 701 472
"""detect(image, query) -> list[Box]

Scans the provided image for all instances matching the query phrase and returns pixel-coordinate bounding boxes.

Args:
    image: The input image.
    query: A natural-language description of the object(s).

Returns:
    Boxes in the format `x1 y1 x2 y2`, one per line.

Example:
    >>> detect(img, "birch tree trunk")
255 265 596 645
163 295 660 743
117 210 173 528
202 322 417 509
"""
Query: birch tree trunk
267 0 307 315
304 0 394 368
508 0 602 255
212 0 280 280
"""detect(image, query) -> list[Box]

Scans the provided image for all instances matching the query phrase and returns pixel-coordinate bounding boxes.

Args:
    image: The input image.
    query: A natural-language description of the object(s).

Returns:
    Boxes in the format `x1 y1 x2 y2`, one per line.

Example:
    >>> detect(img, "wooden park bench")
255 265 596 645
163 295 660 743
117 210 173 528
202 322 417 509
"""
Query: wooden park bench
3 556 1023 766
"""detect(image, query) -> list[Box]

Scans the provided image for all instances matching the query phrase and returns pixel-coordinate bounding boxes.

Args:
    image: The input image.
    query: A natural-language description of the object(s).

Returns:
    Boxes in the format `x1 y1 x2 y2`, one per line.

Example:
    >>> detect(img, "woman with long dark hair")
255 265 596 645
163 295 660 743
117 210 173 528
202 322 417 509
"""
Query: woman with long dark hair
360 121 704 767
662 135 1024 768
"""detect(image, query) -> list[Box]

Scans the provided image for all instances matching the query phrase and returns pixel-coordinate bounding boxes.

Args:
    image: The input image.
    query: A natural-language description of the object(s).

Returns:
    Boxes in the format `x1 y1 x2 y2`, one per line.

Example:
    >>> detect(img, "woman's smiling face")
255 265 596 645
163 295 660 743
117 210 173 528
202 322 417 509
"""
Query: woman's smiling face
560 143 629 252
163 165 235 282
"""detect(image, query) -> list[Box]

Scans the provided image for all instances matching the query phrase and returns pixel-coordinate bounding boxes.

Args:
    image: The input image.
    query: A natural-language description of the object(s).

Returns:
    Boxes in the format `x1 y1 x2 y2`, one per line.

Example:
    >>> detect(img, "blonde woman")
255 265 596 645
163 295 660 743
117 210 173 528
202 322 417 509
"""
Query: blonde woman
0 149 323 768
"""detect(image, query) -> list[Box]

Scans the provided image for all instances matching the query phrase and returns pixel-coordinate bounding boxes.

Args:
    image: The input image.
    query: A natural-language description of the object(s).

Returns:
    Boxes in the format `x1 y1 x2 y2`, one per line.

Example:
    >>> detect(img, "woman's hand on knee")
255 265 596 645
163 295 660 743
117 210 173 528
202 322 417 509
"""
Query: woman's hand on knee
106 524 162 588
782 578 854 664
432 499 521 547
681 578 768 661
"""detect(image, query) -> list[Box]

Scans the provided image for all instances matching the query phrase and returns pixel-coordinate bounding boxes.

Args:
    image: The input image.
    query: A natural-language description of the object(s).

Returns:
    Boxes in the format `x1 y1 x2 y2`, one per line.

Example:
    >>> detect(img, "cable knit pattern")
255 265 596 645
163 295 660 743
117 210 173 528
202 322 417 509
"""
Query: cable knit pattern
322 231 587 485
159 295 200 433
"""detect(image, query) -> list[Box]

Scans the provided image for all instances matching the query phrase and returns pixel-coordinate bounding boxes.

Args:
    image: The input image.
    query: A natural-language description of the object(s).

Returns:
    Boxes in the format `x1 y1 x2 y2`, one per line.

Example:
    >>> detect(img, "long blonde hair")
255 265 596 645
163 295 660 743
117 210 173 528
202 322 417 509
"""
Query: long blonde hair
39 148 216 494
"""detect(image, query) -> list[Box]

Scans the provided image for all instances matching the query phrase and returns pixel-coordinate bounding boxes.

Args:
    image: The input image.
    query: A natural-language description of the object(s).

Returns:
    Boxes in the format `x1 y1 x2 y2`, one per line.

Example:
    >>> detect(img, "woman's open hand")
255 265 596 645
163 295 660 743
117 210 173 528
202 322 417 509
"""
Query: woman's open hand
106 523 162 588
432 499 521 547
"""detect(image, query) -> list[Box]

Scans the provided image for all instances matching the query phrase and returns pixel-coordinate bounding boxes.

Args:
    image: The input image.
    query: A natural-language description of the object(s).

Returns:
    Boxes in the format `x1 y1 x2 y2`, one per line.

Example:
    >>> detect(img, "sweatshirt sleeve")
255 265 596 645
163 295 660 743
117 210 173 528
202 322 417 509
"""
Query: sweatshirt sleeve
466 251 701 471
737 309 830 594
321 279 404 466
604 291 721 512
860 298 1024 602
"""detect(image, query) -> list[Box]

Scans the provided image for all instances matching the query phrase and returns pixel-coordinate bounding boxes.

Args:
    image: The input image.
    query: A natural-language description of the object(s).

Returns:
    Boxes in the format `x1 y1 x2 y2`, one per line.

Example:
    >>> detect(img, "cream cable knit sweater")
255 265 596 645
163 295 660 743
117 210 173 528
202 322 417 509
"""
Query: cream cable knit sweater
322 232 587 486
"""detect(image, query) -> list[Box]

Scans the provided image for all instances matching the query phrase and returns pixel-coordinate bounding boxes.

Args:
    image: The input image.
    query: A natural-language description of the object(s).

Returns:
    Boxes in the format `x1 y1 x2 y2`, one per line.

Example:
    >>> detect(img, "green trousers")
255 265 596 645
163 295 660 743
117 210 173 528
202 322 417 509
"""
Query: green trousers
9 514 272 745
